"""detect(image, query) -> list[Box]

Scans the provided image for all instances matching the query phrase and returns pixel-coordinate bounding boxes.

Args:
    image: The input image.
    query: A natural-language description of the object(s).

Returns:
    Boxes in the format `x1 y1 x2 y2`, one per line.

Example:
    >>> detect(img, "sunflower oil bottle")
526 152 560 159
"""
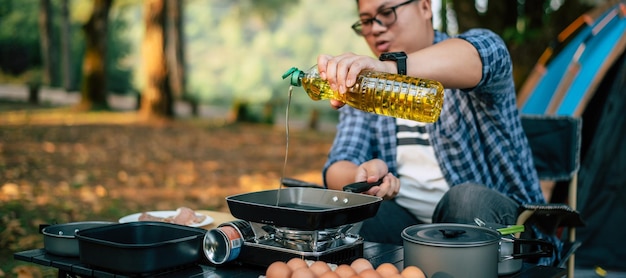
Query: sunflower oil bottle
282 65 444 123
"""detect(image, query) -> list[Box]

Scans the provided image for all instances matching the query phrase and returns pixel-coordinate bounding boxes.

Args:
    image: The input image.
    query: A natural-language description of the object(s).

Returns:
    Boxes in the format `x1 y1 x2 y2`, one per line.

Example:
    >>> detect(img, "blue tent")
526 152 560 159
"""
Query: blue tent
517 0 626 116
517 0 626 272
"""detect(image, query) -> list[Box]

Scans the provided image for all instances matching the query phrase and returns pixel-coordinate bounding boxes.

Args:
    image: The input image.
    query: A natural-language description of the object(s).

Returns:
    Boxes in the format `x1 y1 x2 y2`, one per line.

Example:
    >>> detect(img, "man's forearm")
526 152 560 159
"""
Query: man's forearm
325 160 359 191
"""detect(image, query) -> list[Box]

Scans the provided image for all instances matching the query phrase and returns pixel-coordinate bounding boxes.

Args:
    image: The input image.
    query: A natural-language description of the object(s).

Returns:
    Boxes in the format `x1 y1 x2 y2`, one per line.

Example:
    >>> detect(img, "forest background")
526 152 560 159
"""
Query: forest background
0 0 601 277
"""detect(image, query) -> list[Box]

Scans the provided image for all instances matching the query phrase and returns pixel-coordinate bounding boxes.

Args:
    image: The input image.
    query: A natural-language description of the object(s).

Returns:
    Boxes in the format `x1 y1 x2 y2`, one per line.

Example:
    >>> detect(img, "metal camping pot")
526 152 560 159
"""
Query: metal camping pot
41 221 115 257
402 223 501 278
498 235 554 275
474 220 554 275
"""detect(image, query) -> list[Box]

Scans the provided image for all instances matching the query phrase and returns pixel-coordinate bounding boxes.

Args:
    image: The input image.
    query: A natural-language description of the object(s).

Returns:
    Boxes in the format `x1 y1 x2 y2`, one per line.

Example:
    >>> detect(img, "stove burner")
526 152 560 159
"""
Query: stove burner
233 221 364 267
270 224 355 252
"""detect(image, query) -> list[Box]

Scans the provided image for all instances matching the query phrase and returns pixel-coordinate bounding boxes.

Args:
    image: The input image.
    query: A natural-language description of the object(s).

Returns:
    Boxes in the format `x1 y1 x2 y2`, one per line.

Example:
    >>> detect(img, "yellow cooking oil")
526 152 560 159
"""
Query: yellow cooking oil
282 66 444 123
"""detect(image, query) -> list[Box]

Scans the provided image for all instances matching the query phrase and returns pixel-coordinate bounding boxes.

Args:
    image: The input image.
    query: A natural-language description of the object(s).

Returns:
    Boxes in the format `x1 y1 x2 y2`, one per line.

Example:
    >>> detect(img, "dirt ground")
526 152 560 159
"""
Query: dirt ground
0 101 336 277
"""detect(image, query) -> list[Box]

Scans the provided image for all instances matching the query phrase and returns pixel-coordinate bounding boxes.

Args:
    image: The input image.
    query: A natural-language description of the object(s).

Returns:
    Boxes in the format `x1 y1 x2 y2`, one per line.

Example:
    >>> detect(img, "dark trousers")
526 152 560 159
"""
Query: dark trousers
359 183 520 245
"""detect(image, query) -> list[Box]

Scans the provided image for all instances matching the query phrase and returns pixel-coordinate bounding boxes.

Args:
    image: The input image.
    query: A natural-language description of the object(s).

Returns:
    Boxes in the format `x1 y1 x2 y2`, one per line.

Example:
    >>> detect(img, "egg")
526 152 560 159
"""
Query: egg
287 257 309 271
309 260 333 277
375 263 400 277
350 258 374 274
334 264 358 278
400 266 426 278
359 268 383 278
318 271 341 278
291 267 317 278
265 261 292 278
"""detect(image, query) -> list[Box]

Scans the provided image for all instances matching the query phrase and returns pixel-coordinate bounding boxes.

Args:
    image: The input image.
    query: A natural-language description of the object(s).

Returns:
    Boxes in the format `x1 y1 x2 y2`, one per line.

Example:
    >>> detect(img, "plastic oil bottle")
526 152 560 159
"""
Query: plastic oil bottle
282 65 444 123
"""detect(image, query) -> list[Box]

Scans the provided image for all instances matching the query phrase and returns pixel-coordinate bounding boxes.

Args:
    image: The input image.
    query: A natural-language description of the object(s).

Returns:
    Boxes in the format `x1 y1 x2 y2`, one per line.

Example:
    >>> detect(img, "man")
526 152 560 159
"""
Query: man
318 0 557 265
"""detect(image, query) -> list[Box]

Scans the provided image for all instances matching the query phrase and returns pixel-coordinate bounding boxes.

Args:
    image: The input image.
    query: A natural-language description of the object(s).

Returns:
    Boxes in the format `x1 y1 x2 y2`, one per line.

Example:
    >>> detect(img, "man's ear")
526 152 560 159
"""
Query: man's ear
420 0 433 20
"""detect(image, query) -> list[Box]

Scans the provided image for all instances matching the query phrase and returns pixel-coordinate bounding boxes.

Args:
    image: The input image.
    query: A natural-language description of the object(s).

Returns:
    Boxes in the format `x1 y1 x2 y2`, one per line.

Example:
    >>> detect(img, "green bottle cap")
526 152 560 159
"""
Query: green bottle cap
282 67 302 86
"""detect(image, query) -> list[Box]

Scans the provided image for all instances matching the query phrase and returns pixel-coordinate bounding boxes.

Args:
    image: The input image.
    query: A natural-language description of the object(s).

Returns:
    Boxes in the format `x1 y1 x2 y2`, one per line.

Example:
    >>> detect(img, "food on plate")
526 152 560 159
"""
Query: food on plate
138 207 206 226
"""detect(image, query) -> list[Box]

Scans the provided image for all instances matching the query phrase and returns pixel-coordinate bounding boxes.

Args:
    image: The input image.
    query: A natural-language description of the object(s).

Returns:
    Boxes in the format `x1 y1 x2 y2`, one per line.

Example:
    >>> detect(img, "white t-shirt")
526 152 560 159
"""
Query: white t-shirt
395 118 449 223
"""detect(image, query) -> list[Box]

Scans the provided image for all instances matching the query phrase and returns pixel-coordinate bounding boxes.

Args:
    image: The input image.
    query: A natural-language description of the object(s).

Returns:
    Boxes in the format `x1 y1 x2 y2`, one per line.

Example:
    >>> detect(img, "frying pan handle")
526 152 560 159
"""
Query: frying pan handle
280 177 325 189
280 177 384 193
342 178 383 193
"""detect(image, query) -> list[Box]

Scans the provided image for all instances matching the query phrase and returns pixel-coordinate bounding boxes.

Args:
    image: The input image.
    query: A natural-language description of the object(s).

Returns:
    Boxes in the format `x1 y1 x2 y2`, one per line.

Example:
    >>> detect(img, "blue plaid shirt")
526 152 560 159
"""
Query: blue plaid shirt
323 29 545 207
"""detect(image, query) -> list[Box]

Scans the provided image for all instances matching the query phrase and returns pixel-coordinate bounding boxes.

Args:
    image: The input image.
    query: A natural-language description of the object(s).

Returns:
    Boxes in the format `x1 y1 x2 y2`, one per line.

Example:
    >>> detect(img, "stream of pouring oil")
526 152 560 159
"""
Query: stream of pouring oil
275 86 293 206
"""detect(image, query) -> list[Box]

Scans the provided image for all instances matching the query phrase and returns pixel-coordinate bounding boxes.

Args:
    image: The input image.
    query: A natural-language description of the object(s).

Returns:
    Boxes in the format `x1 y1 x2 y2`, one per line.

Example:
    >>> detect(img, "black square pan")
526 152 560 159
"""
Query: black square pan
75 221 206 274
226 187 382 230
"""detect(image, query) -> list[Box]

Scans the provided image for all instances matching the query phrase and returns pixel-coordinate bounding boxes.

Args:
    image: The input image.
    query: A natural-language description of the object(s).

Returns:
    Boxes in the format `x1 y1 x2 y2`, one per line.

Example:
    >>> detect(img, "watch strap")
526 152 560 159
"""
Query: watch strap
379 51 407 75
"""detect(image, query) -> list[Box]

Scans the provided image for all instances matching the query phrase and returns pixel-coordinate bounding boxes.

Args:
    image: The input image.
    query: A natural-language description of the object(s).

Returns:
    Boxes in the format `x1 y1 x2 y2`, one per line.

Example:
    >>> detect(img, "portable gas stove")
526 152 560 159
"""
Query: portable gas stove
210 220 363 267
233 221 364 267
214 186 383 267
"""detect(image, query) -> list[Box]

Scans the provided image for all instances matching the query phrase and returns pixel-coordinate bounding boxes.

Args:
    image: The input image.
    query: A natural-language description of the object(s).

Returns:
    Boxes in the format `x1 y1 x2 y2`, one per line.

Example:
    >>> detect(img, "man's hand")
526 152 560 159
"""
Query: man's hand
355 159 400 200
317 53 395 110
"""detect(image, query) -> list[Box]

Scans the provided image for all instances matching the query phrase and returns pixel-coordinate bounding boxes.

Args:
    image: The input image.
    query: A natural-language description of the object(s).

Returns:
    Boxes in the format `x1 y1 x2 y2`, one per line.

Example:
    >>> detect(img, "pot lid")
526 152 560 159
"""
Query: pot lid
402 223 501 247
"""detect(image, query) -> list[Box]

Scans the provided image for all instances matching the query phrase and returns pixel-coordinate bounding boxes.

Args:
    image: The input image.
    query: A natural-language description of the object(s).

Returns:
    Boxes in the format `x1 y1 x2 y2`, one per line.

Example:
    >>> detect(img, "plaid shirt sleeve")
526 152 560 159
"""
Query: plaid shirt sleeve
431 28 544 205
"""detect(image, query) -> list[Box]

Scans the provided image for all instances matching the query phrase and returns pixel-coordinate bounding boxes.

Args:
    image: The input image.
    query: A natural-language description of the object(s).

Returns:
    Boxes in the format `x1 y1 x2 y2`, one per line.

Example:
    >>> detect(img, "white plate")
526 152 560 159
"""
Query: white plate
119 210 214 227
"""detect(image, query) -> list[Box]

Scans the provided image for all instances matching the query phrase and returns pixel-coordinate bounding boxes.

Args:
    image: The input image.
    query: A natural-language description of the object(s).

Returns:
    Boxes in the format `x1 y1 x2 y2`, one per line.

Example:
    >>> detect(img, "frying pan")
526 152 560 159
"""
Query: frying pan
226 178 383 230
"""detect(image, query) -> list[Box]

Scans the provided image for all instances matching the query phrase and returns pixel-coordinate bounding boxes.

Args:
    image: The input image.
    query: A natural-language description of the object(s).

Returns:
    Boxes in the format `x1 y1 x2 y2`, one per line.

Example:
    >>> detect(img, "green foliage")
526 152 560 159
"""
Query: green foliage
0 0 134 94
0 0 370 119
180 0 370 121
106 10 134 94
0 0 41 75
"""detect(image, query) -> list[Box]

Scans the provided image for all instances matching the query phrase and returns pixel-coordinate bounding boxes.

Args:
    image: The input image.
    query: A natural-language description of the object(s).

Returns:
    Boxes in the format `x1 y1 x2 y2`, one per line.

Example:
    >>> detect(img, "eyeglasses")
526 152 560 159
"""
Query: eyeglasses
351 0 417 36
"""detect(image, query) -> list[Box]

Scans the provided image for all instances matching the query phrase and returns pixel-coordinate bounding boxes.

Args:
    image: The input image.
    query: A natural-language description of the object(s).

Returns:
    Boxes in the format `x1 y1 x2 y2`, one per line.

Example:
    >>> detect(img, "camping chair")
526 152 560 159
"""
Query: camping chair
516 114 586 278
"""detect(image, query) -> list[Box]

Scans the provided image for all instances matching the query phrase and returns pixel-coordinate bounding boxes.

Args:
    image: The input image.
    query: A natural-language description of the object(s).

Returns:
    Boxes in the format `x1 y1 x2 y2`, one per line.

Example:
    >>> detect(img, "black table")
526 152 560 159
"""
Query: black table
14 242 565 278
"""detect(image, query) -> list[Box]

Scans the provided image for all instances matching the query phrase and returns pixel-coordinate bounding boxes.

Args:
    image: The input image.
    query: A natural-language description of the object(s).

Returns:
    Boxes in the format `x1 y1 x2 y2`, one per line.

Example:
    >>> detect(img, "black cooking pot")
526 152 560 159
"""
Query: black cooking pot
41 221 115 257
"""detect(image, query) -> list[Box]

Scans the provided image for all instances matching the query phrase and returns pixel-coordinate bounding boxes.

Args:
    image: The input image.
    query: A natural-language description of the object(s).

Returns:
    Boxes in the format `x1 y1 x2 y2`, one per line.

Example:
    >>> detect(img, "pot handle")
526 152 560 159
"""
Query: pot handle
39 224 51 234
502 237 554 260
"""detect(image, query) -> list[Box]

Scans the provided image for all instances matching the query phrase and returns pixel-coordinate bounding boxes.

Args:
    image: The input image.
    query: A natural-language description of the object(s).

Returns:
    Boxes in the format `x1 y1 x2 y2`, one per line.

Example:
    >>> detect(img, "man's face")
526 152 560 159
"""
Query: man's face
355 0 433 56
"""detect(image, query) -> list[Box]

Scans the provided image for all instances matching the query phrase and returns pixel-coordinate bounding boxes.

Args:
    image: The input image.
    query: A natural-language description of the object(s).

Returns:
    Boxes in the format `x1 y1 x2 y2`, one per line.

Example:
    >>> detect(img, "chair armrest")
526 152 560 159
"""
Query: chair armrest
519 203 585 235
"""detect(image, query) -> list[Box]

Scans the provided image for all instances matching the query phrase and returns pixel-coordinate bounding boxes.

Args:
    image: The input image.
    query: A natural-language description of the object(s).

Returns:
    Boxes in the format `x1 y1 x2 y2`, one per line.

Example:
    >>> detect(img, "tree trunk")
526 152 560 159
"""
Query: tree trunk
308 109 319 131
78 0 112 111
449 0 479 31
140 0 173 119
166 0 195 116
166 0 185 99
439 0 447 33
38 0 55 87
60 0 73 91
484 0 517 35
28 83 40 104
